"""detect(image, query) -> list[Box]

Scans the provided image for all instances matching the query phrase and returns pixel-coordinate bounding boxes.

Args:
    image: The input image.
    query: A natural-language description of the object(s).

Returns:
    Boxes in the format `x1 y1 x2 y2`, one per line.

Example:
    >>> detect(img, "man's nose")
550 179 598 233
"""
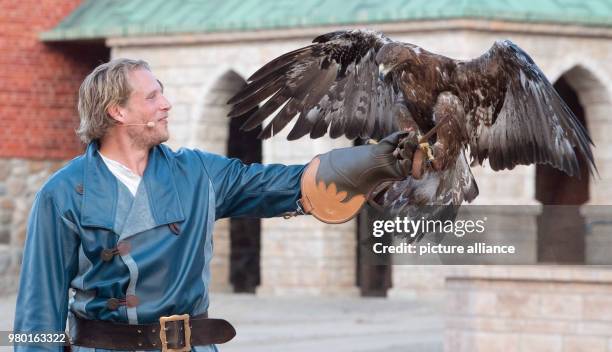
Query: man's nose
160 94 172 111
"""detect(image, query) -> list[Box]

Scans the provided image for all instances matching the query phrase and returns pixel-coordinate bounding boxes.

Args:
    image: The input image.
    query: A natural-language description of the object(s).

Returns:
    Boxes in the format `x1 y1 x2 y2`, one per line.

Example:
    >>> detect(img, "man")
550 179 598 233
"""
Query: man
14 59 416 351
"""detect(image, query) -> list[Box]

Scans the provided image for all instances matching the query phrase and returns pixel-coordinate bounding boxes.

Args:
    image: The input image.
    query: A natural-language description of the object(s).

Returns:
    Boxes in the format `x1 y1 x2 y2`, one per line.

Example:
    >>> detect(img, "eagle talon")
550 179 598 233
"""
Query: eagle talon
419 142 436 163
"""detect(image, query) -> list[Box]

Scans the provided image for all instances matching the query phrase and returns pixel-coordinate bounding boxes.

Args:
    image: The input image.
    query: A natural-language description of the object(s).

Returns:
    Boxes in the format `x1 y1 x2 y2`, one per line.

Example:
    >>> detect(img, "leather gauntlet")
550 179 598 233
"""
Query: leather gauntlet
300 131 418 223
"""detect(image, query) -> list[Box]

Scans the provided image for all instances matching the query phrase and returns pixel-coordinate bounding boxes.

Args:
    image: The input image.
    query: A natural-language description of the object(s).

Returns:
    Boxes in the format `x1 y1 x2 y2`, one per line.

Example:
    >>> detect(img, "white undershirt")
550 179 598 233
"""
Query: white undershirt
98 151 141 196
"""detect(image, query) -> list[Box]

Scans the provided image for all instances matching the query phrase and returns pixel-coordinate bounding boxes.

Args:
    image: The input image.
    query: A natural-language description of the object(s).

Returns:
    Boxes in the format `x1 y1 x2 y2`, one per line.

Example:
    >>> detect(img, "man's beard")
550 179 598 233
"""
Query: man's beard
127 127 169 150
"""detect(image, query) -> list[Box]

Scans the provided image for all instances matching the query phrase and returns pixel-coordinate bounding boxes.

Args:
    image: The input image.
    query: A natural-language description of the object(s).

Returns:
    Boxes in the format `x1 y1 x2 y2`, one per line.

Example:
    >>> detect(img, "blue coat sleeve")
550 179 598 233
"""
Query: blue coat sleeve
13 191 80 352
196 151 305 219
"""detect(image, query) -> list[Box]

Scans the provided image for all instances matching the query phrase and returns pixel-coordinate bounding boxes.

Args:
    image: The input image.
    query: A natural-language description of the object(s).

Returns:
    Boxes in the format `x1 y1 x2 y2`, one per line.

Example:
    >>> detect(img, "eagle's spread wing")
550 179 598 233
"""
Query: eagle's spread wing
227 29 400 140
227 32 596 229
464 40 596 177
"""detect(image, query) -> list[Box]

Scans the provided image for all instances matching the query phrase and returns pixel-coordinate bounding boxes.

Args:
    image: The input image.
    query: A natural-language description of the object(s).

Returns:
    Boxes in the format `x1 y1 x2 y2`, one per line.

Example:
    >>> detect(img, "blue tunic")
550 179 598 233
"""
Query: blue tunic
14 142 304 351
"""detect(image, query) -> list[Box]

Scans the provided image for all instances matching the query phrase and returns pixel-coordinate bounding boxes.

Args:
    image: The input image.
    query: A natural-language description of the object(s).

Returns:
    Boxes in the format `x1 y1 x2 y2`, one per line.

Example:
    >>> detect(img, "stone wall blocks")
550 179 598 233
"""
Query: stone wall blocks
583 294 612 321
562 335 607 352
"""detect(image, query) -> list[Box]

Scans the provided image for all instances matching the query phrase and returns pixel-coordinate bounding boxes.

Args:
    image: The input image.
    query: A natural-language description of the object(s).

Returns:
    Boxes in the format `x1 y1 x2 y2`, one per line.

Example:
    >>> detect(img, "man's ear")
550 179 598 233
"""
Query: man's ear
107 104 126 124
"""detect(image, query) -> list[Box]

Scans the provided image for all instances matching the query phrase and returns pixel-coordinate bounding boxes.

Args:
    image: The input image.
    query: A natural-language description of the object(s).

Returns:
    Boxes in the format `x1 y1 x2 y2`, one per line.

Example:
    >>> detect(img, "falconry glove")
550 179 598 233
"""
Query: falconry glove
300 131 418 224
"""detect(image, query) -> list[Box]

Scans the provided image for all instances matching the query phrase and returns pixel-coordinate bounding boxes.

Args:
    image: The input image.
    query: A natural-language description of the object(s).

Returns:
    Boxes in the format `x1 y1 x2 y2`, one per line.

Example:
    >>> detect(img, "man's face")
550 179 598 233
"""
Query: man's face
122 68 172 148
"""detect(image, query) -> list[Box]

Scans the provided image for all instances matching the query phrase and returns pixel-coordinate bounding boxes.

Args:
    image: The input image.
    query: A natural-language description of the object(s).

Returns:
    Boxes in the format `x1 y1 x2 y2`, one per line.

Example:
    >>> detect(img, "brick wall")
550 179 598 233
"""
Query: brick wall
0 0 108 160
0 0 109 294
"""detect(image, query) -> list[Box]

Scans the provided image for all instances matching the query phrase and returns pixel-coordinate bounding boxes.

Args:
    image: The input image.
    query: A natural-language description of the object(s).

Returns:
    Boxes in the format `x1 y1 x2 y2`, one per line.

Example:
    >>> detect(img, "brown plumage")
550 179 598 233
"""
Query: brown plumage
227 29 596 240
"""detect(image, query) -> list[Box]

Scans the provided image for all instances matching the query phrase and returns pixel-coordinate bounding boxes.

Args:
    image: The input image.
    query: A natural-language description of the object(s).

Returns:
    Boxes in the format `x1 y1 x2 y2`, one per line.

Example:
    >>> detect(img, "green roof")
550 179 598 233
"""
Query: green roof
41 0 612 41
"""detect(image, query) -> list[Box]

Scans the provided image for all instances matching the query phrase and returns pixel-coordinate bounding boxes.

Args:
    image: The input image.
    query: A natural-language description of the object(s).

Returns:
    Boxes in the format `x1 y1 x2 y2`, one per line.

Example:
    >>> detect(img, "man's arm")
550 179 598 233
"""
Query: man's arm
13 191 80 352
197 151 305 219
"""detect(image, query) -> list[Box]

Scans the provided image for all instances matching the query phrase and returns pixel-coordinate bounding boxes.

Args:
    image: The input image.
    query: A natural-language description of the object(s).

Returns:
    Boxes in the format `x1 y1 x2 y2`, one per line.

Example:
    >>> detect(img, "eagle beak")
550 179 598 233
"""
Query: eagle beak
378 64 392 81
378 63 389 81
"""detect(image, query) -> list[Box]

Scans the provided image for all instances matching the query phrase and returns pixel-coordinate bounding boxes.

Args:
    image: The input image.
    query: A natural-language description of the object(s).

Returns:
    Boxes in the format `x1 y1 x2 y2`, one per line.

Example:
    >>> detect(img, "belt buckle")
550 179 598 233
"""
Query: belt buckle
159 314 191 352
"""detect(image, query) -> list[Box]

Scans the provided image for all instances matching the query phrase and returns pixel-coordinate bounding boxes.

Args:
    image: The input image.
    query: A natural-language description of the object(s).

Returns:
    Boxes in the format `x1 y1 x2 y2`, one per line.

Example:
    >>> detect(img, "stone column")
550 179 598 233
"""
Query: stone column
257 217 358 296
582 206 612 265
257 127 359 296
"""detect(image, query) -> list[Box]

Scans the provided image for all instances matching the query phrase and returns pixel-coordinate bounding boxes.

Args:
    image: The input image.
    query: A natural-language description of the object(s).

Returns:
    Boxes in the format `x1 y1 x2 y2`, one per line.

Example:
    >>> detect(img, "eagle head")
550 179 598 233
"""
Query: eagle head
376 42 421 81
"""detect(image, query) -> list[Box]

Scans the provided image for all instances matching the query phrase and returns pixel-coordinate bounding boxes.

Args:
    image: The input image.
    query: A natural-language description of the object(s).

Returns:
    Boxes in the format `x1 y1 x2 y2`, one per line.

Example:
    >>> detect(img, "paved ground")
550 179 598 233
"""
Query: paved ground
1 293 443 351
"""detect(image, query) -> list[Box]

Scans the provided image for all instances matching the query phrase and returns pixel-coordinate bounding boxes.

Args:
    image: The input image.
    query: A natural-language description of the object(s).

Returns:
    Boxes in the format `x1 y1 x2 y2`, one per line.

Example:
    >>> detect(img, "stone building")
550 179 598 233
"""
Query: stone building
0 0 109 294
6 0 612 348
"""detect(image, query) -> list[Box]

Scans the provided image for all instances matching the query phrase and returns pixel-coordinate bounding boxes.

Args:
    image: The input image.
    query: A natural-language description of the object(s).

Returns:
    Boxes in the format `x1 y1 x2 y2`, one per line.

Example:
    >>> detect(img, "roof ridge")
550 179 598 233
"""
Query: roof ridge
41 0 612 42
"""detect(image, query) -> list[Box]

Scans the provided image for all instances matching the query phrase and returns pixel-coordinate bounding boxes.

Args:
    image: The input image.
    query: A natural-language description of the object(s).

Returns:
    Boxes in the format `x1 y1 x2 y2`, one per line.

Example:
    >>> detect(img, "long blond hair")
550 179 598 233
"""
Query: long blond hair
76 58 150 144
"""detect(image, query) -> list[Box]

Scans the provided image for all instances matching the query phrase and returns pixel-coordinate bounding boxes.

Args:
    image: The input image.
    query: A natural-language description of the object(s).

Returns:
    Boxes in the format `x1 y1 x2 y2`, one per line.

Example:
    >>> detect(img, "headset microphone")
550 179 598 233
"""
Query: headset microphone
121 121 156 128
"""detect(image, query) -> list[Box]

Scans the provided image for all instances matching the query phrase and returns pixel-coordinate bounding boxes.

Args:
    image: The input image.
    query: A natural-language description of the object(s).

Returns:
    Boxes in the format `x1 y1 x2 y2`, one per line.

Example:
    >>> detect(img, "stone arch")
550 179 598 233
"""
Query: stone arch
555 64 611 204
191 70 246 155
193 69 264 293
549 58 612 97
536 71 588 263
536 64 612 264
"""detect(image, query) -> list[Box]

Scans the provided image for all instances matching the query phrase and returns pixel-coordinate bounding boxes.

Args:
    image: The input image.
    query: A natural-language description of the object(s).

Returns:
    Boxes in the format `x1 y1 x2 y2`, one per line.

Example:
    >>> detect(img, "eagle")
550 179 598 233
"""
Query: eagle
227 29 595 240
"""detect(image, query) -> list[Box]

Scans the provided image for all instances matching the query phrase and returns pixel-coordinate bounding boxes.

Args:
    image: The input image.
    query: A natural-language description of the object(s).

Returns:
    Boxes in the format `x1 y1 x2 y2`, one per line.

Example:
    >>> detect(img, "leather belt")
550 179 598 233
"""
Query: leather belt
72 313 235 351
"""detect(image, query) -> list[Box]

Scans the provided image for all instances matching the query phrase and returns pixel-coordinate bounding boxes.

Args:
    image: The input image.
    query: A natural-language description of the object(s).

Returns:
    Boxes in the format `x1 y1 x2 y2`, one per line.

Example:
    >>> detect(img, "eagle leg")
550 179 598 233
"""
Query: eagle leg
429 92 466 171
431 142 447 171
415 140 444 172
393 103 419 132
392 103 433 178
419 141 435 161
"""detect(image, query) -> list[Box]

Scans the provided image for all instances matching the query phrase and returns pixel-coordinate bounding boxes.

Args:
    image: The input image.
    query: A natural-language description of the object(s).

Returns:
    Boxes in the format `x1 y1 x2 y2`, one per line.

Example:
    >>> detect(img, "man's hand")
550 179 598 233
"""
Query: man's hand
300 131 419 224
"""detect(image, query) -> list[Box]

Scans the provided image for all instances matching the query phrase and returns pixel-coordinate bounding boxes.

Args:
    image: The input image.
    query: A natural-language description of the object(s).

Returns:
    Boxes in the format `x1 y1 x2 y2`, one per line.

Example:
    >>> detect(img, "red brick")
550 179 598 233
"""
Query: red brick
0 0 109 159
